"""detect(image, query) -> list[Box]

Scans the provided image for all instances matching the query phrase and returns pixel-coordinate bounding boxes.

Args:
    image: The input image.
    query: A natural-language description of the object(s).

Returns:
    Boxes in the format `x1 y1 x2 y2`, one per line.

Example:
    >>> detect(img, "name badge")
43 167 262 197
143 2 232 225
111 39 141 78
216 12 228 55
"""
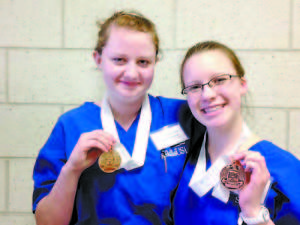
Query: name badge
150 123 189 150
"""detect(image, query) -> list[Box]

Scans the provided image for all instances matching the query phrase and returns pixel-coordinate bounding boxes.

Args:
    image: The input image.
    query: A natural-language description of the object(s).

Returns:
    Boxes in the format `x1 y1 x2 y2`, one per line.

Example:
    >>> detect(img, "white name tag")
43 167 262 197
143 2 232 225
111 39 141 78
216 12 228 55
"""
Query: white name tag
150 124 189 150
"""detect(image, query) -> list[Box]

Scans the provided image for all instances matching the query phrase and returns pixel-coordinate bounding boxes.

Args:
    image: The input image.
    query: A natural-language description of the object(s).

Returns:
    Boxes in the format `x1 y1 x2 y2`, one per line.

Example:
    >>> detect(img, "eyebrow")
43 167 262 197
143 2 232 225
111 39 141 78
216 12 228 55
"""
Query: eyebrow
185 80 203 87
110 52 154 59
185 73 228 86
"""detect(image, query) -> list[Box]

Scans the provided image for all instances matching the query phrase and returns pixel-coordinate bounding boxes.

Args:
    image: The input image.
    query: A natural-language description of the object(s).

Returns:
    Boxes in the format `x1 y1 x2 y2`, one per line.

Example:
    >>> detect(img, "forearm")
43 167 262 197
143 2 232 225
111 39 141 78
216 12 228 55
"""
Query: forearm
35 163 82 225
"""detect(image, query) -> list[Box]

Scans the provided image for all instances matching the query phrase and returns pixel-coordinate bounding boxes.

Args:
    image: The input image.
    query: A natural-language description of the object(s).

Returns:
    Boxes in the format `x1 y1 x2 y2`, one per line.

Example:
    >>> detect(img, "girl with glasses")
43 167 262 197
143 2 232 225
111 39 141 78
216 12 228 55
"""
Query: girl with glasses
169 41 300 225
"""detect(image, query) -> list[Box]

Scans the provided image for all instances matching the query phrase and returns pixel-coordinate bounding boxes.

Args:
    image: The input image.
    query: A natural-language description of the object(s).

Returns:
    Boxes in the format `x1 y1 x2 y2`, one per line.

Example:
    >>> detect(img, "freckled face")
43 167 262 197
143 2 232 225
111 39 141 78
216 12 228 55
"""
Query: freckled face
183 50 247 128
94 25 156 103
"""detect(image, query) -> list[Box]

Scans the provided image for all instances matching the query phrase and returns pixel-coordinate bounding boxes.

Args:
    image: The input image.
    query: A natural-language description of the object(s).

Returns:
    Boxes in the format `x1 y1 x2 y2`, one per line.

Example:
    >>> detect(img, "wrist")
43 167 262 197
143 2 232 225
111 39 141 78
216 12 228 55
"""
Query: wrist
240 206 262 217
63 162 83 177
239 206 270 225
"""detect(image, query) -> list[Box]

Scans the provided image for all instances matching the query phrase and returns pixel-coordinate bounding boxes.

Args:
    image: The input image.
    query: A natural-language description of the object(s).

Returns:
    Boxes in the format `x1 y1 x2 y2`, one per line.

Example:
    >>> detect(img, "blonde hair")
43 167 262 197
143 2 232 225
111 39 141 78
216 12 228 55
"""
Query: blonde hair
95 11 160 59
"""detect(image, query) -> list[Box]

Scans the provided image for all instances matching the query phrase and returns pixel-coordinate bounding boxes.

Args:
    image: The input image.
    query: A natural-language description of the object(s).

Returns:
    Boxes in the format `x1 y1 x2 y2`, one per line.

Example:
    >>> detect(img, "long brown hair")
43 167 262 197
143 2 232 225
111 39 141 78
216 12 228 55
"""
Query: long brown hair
180 41 245 89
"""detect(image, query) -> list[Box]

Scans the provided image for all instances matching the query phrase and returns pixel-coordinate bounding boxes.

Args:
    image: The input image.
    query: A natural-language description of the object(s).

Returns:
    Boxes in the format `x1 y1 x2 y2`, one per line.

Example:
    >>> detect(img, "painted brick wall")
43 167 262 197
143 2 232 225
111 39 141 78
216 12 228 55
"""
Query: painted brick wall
1 0 299 224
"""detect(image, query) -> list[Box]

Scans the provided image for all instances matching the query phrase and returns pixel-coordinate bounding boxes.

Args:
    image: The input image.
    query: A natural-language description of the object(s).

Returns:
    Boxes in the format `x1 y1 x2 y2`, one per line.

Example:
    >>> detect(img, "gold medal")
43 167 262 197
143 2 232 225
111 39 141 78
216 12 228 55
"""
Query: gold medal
98 148 121 173
220 160 250 190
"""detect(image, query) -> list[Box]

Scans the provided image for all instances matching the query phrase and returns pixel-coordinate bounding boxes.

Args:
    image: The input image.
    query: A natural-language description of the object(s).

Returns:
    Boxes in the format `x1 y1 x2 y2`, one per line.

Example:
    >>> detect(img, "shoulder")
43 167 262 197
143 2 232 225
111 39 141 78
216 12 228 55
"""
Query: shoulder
252 140 299 163
149 94 185 110
148 95 186 118
251 140 300 176
59 102 100 123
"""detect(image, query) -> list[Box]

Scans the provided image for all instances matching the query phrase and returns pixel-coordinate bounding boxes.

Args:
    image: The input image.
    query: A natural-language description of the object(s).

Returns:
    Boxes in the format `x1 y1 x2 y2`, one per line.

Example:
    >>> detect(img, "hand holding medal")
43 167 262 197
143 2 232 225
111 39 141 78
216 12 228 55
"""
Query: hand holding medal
67 130 116 174
226 151 271 216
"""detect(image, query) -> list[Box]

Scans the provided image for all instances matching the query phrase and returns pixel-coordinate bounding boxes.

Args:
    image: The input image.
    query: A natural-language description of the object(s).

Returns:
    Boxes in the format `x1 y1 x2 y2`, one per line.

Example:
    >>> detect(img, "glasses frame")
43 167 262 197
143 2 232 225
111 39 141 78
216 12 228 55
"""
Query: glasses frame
181 74 240 95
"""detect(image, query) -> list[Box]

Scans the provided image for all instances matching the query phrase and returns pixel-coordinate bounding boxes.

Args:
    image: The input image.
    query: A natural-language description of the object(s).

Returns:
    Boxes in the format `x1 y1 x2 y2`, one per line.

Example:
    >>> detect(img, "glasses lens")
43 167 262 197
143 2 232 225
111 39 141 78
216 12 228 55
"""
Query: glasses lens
210 75 231 87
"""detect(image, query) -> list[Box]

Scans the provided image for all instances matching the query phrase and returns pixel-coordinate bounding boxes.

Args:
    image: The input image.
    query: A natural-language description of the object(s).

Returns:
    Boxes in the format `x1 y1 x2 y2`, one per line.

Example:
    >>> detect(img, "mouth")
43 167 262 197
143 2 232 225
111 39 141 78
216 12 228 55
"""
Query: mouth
201 104 226 114
120 81 140 87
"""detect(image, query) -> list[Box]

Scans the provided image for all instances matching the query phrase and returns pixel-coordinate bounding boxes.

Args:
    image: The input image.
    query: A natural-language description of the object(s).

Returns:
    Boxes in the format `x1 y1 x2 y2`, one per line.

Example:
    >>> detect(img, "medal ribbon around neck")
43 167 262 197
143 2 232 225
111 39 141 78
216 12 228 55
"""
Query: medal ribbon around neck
189 124 269 203
101 94 152 171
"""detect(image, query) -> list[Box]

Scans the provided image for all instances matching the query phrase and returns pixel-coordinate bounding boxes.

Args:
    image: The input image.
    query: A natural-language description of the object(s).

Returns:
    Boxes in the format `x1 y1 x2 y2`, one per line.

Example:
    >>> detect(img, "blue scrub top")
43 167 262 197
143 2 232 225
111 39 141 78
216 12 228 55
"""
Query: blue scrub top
172 140 300 225
32 95 190 225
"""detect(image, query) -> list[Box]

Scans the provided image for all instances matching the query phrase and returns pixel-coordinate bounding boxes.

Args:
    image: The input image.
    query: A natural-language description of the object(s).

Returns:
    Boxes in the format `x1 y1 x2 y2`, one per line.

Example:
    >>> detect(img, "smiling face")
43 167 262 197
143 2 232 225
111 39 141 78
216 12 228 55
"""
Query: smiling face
183 49 247 129
94 25 156 104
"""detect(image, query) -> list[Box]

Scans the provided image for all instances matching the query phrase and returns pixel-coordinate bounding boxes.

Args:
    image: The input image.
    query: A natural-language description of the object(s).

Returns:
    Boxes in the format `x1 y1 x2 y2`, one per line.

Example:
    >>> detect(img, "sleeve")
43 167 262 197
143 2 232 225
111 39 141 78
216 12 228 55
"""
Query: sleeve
273 154 300 223
261 143 300 223
32 119 67 213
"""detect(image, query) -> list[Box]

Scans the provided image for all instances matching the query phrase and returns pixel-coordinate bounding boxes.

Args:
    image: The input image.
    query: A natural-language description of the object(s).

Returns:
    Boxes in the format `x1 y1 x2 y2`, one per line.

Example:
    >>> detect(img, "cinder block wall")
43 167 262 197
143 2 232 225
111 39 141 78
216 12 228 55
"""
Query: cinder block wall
1 0 299 224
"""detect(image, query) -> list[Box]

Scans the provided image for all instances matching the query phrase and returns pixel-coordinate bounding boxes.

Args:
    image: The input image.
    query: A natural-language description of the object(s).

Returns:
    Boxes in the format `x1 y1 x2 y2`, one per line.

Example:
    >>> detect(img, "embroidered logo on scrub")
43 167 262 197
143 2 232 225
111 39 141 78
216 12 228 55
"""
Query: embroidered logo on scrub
162 142 187 157
150 124 189 173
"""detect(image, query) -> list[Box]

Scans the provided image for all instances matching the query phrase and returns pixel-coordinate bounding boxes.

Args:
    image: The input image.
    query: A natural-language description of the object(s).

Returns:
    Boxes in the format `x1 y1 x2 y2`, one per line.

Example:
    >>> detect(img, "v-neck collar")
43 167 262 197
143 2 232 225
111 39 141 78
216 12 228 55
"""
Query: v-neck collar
115 114 141 156
115 113 141 134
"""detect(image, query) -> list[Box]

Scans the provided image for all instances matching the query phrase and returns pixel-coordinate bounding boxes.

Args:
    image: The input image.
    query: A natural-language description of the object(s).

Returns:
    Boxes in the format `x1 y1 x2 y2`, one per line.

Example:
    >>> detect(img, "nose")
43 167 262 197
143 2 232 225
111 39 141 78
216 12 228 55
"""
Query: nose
124 62 139 80
200 84 216 101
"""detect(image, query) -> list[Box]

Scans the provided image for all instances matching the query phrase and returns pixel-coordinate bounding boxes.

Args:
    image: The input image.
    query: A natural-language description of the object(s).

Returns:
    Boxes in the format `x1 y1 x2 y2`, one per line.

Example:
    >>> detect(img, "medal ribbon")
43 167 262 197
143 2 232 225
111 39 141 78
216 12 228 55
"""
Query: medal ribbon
101 94 152 171
189 124 268 203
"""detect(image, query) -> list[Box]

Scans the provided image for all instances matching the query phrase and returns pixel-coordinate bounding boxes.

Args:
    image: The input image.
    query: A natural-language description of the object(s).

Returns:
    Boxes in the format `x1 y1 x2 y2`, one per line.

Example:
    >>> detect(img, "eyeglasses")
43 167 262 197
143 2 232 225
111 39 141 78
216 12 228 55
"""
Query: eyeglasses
181 74 240 95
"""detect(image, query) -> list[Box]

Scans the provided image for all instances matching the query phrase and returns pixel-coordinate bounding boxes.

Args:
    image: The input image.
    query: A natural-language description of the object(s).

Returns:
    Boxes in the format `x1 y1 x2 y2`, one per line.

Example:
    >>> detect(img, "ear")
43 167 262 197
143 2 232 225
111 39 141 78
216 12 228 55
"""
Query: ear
240 77 248 96
155 54 161 64
93 51 102 69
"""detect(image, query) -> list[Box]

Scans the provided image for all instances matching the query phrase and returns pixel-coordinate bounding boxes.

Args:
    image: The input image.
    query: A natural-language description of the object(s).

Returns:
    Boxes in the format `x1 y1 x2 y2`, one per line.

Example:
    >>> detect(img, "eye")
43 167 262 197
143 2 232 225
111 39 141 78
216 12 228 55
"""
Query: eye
188 84 203 92
112 57 126 65
137 59 151 67
211 76 228 85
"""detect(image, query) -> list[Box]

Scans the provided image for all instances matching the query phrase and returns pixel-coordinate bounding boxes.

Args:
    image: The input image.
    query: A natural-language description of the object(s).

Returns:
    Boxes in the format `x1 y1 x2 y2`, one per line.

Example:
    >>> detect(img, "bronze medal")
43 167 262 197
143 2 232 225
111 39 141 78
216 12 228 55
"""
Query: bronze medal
98 148 121 173
220 160 250 190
